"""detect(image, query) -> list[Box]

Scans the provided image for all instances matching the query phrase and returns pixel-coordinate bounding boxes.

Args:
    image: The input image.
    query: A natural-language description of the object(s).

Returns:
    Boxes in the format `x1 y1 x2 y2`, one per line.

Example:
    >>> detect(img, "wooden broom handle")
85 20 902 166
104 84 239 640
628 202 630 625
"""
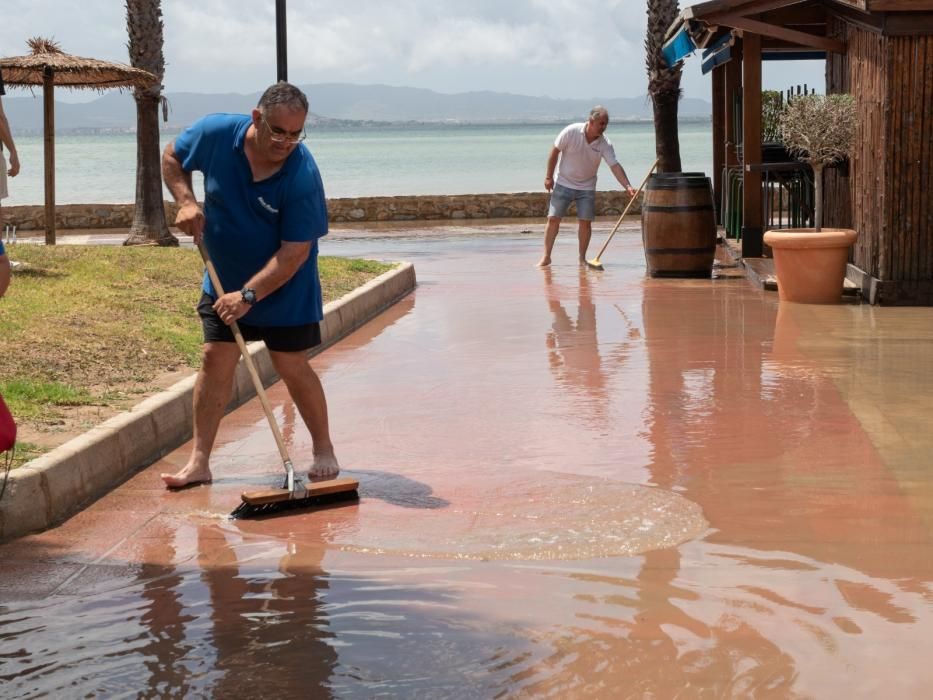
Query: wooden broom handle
592 158 659 260
197 242 293 467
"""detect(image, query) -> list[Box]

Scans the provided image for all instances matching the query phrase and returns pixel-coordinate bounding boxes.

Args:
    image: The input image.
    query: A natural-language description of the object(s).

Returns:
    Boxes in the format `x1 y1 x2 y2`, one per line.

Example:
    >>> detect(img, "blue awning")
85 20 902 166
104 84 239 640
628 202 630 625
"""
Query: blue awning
701 46 732 74
702 32 733 59
662 25 697 67
701 32 735 74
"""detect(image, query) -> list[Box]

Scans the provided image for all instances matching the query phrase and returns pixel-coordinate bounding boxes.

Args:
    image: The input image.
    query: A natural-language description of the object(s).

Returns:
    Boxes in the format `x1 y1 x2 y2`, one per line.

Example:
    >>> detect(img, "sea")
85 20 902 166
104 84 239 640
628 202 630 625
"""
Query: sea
3 121 713 207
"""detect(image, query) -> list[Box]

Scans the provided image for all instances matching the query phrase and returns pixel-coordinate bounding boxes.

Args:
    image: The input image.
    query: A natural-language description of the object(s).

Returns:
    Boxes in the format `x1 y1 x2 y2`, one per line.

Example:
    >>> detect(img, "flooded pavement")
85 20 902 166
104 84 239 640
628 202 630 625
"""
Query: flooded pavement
2 223 933 698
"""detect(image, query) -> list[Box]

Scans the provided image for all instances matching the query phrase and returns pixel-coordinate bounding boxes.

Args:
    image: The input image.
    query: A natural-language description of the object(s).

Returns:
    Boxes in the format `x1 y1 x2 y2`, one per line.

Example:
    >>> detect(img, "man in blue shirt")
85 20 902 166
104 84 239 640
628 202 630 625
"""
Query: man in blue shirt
160 82 339 489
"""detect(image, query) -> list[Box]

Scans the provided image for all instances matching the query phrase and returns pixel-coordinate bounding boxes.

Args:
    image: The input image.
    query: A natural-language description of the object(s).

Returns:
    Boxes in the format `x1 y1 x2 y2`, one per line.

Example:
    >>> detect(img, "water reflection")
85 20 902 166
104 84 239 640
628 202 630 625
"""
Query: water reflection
641 283 931 570
641 283 780 488
543 268 604 399
629 280 933 694
137 542 195 695
542 268 634 429
134 526 339 697
510 552 800 697
198 527 338 695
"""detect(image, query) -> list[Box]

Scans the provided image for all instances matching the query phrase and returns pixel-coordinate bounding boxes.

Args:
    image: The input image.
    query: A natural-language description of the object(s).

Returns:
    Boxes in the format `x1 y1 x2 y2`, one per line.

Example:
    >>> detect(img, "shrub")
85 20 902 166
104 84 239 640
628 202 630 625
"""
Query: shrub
779 94 856 231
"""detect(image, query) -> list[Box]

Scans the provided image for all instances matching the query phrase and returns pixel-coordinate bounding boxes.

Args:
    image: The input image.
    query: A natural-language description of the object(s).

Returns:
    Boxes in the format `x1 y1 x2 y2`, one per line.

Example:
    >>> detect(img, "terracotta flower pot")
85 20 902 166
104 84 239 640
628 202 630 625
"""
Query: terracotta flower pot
763 228 857 304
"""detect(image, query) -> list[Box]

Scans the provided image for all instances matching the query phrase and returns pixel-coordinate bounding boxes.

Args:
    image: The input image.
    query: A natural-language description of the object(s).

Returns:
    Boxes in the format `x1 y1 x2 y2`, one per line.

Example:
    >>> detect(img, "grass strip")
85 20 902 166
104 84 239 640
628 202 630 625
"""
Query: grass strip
0 245 392 467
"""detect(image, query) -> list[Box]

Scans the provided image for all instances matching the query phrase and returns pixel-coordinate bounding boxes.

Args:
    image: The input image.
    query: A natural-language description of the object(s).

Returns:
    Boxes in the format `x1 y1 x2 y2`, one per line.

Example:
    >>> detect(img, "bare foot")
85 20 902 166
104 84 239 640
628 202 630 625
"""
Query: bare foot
161 464 213 489
536 256 551 268
309 451 340 480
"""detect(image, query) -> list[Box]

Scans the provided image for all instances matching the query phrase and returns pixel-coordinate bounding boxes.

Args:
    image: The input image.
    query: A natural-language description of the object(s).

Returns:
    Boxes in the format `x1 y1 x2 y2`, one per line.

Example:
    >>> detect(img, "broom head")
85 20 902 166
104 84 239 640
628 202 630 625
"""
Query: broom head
231 476 360 519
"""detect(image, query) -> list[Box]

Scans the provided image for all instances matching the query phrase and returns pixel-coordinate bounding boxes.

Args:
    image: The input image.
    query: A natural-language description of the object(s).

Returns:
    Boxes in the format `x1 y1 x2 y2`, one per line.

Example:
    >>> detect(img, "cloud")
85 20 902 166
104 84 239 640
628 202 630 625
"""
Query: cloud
166 3 271 69
406 20 556 70
1 2 129 63
2 0 824 101
157 0 651 95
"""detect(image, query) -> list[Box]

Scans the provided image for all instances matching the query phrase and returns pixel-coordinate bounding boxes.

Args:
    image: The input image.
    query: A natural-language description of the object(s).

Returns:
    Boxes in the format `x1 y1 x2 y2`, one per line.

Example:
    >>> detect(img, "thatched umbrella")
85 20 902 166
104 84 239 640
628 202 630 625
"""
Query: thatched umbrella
0 37 158 244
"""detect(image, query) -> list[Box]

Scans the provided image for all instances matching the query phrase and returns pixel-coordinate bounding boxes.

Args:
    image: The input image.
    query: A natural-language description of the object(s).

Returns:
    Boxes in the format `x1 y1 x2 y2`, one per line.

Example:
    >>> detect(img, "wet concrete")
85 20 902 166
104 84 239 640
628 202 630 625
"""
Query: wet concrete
2 222 933 697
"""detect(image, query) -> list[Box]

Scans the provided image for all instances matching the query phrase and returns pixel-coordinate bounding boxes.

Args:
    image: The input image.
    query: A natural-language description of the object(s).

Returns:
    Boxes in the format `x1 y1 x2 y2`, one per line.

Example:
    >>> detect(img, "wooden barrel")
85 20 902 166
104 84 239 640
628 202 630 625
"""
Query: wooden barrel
641 173 717 278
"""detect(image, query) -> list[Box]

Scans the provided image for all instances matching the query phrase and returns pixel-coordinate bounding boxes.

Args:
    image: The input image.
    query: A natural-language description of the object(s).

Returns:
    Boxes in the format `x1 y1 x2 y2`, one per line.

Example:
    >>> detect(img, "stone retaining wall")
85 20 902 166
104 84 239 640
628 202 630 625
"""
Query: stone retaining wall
2 192 639 230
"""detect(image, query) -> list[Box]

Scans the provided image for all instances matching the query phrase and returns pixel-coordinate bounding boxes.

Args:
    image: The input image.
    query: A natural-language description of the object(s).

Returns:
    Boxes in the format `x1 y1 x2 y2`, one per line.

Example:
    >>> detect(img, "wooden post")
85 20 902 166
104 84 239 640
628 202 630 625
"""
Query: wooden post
742 32 763 258
42 67 56 246
724 47 741 170
721 48 742 241
711 65 725 224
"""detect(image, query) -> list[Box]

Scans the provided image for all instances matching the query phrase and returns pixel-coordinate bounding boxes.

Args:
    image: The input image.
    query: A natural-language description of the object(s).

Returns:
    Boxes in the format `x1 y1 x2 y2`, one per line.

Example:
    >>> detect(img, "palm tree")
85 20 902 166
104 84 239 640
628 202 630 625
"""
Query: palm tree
646 0 683 173
124 0 177 246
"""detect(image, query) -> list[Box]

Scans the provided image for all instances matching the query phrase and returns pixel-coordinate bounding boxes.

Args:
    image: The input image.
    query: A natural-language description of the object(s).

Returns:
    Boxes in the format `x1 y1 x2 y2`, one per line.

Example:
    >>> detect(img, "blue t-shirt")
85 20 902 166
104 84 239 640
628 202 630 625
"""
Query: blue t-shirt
0 240 5 256
173 113 329 326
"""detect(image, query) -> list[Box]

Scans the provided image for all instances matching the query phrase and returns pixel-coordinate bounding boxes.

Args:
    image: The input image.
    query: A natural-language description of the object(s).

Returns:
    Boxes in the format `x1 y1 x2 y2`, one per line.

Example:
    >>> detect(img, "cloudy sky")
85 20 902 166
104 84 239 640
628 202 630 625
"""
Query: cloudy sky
3 0 823 102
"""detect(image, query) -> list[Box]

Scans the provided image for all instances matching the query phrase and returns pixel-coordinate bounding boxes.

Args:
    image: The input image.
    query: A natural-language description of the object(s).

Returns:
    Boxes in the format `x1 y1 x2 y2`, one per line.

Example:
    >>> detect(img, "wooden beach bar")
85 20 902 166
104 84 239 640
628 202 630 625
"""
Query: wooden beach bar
667 0 933 305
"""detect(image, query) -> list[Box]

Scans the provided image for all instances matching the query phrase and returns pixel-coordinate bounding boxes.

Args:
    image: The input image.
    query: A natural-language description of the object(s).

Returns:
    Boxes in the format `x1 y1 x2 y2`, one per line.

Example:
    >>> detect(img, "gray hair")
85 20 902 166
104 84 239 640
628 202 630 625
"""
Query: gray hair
258 81 309 114
589 105 609 121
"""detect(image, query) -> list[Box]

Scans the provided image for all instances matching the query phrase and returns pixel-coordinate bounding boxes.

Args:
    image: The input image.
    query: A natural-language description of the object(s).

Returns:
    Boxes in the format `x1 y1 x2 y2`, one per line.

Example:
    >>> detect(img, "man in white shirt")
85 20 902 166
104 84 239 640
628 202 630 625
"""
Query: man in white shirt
538 106 635 267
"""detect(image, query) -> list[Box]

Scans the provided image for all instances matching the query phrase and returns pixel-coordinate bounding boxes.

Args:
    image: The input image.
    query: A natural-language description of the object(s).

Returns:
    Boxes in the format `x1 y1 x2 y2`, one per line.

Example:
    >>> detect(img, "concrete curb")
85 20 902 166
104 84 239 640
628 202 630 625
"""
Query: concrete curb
0 262 417 542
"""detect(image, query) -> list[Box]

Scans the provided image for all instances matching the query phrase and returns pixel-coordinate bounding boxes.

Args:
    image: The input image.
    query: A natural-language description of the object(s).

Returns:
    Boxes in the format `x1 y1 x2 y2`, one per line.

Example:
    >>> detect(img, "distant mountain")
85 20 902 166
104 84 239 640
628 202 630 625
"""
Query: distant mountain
3 83 711 134
291 83 712 123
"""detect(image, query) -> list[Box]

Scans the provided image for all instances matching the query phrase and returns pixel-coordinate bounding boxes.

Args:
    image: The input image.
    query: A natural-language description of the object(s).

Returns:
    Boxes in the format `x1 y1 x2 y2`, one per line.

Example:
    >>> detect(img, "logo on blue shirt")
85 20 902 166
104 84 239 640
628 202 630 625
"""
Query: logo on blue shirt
257 196 279 214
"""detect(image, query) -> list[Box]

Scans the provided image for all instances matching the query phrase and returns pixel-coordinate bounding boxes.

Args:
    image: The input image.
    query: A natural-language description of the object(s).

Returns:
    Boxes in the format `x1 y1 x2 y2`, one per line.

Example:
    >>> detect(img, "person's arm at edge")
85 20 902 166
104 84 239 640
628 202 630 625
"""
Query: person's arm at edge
0 101 20 177
162 141 204 243
544 146 560 192
609 163 636 196
0 251 10 299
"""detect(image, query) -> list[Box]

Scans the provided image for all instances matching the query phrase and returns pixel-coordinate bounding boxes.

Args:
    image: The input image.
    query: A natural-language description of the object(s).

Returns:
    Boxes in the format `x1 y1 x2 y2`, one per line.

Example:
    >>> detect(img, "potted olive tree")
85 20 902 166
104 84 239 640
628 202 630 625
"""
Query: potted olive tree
763 94 857 303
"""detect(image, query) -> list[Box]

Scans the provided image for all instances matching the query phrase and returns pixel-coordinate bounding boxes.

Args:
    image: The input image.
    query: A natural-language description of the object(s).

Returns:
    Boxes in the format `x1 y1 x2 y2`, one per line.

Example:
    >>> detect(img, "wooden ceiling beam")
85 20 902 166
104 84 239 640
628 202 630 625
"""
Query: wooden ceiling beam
685 0 811 19
761 5 829 22
713 14 847 51
728 0 812 15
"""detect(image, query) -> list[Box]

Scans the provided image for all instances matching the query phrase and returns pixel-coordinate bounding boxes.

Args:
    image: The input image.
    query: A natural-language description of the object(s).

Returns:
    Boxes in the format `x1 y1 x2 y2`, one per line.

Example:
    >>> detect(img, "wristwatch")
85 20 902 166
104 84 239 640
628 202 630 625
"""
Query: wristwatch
240 287 257 306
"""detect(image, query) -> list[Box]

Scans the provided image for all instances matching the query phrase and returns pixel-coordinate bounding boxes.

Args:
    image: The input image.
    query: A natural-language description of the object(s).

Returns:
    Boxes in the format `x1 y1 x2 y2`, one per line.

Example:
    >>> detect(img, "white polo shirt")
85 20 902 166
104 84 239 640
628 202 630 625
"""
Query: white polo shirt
554 123 618 191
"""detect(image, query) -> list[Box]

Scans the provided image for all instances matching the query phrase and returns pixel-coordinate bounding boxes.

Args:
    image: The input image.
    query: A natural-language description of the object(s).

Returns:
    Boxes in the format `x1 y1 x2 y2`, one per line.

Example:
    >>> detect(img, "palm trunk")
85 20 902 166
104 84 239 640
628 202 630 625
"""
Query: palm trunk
123 0 177 247
646 0 684 174
125 92 176 245
651 90 682 173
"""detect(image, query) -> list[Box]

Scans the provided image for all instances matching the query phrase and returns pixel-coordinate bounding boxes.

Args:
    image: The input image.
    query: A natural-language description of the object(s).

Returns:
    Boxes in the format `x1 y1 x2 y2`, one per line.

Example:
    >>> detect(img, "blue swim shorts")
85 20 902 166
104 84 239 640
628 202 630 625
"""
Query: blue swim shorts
548 184 596 221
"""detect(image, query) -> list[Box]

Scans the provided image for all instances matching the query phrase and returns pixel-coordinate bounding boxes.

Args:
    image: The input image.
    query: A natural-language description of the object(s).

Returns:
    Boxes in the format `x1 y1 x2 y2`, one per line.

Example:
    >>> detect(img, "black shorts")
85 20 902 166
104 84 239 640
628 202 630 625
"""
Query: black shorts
197 293 322 353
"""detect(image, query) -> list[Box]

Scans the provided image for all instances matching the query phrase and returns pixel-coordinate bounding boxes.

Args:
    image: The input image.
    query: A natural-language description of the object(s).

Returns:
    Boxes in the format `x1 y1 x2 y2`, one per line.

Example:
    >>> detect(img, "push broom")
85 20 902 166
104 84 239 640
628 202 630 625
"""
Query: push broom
586 159 659 271
197 242 359 519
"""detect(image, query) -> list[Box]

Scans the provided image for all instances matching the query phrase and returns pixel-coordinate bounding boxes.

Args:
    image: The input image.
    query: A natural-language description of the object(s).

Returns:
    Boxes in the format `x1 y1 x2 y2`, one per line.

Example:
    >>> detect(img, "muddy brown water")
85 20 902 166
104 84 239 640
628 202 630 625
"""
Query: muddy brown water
2 224 933 698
